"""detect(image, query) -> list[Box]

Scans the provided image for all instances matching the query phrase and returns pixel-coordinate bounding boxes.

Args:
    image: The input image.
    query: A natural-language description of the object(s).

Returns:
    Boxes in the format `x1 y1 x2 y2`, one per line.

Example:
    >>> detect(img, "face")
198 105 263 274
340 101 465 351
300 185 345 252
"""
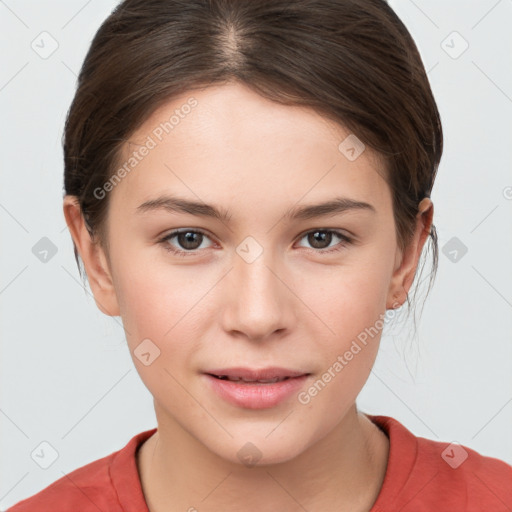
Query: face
65 81 430 465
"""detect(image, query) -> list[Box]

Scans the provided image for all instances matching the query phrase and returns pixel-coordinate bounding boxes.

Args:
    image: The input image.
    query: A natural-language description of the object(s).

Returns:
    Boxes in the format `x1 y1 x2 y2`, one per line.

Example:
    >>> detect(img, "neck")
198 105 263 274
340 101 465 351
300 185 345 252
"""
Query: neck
137 404 389 512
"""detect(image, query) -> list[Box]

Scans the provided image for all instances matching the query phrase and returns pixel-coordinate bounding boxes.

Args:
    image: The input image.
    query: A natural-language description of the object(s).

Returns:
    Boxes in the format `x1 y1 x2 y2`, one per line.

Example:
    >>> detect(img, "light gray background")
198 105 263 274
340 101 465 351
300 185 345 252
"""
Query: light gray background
1 0 511 509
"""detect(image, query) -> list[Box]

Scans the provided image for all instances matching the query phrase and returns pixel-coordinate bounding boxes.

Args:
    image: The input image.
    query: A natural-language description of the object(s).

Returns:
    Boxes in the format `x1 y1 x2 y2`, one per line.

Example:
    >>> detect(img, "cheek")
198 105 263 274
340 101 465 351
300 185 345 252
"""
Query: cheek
300 252 392 339
294 308 382 429
113 266 206 407
112 252 210 368
114 247 192 331
293 248 393 406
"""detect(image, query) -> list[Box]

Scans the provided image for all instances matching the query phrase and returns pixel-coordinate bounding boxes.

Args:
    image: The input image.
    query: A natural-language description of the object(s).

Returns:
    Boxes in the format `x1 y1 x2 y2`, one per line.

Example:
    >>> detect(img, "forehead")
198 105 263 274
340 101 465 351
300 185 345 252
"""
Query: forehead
109 82 389 215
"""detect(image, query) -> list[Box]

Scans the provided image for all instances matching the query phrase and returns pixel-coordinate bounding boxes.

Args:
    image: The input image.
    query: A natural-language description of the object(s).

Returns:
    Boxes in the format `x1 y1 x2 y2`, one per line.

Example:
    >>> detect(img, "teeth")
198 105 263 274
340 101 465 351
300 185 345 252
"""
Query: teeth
242 377 281 383
215 375 289 383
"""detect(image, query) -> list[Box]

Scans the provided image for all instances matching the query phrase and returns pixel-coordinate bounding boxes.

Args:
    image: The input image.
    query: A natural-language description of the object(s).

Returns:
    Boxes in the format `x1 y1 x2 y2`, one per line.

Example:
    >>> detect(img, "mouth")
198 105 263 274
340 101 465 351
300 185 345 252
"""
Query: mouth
208 374 294 384
205 366 310 383
203 367 311 409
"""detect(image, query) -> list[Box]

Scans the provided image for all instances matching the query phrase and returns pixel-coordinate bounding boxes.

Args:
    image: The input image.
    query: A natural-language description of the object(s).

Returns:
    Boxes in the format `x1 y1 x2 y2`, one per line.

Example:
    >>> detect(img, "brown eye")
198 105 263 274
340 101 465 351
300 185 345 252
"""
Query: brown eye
159 229 214 256
297 229 352 254
175 231 204 250
308 230 333 249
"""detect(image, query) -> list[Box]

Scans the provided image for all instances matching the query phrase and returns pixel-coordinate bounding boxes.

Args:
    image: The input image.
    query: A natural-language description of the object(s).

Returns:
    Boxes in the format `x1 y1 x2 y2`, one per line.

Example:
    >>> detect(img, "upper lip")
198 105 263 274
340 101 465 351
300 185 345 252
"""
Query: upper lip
205 367 309 380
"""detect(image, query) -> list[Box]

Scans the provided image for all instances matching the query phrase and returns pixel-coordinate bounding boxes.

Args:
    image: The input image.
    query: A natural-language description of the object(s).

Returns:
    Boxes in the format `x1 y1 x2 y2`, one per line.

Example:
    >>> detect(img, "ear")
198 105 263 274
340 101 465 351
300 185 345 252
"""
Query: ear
63 195 120 317
386 198 434 310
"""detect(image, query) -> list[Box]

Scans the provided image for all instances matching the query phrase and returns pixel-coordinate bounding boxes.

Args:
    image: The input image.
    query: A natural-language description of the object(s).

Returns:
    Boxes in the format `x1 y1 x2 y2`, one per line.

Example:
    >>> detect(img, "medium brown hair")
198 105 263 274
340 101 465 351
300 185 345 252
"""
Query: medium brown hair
63 0 443 323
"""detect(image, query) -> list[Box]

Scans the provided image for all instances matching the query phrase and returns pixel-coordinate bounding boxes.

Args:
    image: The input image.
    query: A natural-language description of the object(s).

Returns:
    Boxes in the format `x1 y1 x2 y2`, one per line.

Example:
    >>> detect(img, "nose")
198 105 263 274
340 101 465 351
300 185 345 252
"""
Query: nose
220 247 296 342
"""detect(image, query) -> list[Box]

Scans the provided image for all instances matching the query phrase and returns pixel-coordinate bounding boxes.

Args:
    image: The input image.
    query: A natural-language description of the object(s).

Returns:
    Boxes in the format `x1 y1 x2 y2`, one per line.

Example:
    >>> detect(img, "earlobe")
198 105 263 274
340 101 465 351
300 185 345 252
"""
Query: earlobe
386 198 434 310
63 196 121 317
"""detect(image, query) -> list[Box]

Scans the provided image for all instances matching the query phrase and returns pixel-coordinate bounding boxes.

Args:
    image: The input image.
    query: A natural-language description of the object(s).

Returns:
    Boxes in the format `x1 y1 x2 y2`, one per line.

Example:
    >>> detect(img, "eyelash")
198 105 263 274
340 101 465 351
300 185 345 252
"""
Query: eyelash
158 228 353 258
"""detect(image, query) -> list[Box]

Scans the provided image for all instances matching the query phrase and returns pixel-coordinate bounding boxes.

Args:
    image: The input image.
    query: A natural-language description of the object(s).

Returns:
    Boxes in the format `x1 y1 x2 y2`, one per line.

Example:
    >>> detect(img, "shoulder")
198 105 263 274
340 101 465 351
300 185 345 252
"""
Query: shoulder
6 428 156 512
367 414 512 512
415 433 512 509
6 452 118 512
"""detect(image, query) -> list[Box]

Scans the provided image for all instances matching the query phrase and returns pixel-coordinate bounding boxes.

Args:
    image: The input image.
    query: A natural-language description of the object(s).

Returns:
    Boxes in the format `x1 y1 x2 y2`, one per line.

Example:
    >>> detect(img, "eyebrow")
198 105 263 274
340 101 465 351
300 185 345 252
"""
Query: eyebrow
135 195 376 222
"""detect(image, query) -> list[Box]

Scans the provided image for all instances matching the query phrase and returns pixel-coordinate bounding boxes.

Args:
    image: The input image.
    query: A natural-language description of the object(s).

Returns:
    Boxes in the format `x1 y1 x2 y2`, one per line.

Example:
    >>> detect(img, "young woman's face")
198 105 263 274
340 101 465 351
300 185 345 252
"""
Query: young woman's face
87 82 419 464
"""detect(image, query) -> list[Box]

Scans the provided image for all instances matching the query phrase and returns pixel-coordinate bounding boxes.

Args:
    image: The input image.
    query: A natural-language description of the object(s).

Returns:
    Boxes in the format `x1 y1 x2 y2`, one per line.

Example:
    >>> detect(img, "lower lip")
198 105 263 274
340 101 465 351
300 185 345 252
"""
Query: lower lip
204 374 309 409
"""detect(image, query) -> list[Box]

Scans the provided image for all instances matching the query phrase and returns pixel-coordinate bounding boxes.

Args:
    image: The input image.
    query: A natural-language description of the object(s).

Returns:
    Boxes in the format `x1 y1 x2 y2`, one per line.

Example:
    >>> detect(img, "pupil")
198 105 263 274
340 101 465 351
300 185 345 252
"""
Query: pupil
310 231 331 249
180 231 201 249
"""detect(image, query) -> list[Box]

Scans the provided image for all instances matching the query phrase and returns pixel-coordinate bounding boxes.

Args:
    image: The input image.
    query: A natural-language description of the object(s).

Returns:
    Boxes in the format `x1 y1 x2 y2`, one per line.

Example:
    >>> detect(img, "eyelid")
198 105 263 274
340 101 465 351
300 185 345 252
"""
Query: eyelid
294 229 353 253
295 225 355 241
158 227 354 257
159 227 217 248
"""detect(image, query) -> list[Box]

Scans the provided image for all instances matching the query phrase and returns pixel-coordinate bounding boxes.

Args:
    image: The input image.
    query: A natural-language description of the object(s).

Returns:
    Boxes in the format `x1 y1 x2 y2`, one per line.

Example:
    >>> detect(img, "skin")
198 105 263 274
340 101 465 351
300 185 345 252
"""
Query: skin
64 81 433 512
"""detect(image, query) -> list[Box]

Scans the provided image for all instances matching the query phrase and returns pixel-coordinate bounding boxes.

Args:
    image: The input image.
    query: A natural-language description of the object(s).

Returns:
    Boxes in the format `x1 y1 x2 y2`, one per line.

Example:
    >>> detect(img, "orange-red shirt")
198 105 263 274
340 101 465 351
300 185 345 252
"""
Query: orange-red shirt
7 414 512 511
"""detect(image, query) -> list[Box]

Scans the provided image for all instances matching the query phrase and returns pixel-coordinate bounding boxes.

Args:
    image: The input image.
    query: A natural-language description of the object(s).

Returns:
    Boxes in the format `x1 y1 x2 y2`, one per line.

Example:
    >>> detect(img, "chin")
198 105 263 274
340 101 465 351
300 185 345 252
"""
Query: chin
209 431 312 468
